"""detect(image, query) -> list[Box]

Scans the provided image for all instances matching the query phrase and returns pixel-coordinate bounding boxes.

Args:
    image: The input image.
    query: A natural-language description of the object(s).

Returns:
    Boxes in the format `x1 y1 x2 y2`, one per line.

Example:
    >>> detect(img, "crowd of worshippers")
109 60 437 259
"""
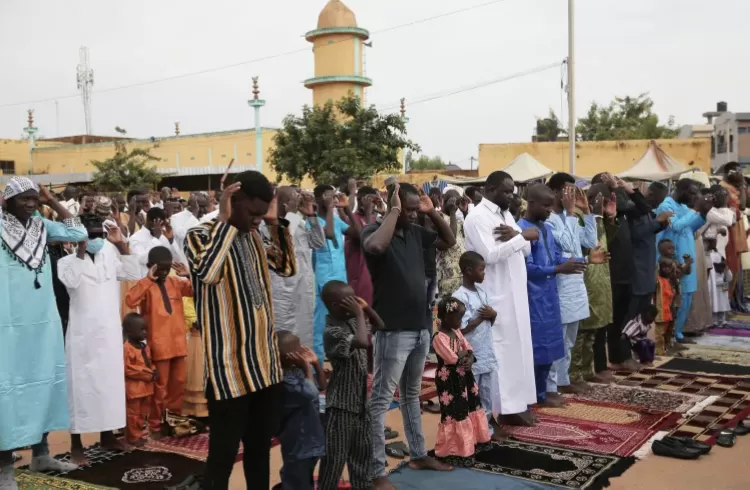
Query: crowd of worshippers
0 160 747 490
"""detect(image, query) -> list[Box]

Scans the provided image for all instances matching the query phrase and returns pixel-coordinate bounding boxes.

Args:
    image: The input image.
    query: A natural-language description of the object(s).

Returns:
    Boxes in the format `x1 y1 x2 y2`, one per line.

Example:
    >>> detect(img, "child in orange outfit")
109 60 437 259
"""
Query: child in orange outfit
123 313 155 445
125 246 194 436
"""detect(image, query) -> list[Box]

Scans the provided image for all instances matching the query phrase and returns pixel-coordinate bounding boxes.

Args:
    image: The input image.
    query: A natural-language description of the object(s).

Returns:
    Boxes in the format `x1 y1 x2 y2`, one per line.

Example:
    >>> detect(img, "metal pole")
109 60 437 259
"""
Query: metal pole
254 106 263 172
568 0 576 175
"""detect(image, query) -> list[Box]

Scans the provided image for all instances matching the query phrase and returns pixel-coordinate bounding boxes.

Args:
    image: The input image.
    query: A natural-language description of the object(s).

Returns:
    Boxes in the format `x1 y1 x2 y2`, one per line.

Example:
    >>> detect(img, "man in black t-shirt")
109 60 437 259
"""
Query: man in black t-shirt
361 183 456 490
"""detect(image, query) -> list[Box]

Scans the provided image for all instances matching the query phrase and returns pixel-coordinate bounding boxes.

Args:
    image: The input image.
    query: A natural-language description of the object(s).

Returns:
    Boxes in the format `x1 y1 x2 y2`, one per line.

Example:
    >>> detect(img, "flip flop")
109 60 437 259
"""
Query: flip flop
385 444 406 459
384 428 399 440
388 441 410 456
716 429 737 448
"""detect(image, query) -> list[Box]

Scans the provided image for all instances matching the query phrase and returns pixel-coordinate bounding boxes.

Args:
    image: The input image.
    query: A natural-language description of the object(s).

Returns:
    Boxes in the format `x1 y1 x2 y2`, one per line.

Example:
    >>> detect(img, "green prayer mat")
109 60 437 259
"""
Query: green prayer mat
15 471 116 490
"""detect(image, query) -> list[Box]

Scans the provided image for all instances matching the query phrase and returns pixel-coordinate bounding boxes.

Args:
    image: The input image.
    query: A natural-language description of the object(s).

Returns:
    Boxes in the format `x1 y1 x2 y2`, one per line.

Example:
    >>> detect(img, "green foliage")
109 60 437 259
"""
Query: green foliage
576 93 678 141
91 128 163 192
269 93 419 185
535 109 567 142
409 154 446 171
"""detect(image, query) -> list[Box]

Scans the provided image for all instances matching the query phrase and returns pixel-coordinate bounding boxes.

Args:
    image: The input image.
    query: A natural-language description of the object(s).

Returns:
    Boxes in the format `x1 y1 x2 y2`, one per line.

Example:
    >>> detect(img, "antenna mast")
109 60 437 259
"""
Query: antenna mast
76 46 94 135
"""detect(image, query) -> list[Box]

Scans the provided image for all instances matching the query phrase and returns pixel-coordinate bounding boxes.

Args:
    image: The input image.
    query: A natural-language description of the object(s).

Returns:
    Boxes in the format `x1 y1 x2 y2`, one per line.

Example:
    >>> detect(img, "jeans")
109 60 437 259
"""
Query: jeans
280 457 318 490
534 364 552 403
0 433 49 466
474 370 495 433
370 329 430 479
203 384 282 490
547 321 579 392
674 293 693 340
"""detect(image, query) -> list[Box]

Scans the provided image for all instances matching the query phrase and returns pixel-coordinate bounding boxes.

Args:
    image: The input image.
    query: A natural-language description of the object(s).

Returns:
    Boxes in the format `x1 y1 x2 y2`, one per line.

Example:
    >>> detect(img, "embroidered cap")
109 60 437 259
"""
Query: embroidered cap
3 176 38 199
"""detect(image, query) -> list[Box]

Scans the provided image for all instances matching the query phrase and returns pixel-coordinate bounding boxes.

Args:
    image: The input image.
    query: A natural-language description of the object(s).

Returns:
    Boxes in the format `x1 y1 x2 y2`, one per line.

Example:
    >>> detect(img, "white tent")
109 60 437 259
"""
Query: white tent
617 140 689 181
501 153 555 183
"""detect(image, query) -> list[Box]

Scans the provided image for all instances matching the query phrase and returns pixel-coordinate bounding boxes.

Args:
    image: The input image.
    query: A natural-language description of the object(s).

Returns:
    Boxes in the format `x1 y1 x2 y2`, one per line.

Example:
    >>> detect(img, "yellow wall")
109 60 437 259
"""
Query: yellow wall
478 139 711 178
25 129 277 177
0 139 61 175
313 83 363 107
314 35 355 78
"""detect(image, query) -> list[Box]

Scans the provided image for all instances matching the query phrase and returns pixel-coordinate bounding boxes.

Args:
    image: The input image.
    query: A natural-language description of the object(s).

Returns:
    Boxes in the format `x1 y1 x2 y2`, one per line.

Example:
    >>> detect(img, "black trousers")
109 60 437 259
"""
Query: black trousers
318 408 371 490
594 283 632 367
203 384 282 490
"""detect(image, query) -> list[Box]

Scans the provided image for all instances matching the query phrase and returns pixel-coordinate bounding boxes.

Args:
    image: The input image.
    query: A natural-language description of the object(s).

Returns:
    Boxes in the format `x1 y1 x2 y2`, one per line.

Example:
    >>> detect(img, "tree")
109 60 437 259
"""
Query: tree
576 93 678 141
90 127 163 191
535 109 567 142
410 154 446 171
269 93 419 185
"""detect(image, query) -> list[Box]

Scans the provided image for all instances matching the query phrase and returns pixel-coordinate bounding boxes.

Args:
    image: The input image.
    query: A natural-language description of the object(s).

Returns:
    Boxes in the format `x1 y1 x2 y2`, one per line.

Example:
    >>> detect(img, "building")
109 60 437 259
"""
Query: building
677 124 713 140
0 0 369 190
704 102 750 171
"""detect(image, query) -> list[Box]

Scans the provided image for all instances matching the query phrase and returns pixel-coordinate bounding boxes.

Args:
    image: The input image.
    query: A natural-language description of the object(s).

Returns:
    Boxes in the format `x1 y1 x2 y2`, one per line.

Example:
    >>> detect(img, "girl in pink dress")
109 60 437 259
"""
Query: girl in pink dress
433 296 491 458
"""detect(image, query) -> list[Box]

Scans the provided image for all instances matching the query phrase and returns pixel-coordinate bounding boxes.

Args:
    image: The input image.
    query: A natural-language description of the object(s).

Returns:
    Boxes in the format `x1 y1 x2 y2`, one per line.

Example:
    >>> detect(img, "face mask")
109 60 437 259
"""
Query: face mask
86 238 105 254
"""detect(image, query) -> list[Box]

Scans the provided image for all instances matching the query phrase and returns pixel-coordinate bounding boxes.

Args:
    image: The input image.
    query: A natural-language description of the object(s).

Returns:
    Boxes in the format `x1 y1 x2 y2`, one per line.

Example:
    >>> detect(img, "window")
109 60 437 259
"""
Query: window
711 136 716 157
730 133 734 152
739 127 750 134
718 133 727 154
0 160 15 175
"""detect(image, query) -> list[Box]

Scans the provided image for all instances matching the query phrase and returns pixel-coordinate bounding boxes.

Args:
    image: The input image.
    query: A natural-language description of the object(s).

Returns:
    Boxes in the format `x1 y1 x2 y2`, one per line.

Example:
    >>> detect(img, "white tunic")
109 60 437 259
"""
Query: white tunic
129 227 173 277
463 198 537 415
170 210 200 265
58 242 141 434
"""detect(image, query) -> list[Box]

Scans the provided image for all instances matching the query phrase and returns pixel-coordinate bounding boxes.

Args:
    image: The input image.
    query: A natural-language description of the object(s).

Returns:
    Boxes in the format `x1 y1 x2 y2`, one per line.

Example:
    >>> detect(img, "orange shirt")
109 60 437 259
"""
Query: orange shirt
124 341 155 399
655 275 674 323
126 276 193 361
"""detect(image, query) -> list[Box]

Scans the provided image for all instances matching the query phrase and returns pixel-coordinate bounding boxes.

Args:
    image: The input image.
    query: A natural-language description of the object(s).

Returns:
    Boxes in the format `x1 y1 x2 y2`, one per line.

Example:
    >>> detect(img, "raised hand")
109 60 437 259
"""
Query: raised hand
562 185 576 213
614 177 634 194
172 262 190 277
604 192 617 217
335 193 350 209
443 197 458 216
299 192 315 217
219 182 242 223
105 223 124 244
574 187 589 213
389 183 401 210
39 185 53 204
341 295 364 316
418 194 434 213
163 221 174 241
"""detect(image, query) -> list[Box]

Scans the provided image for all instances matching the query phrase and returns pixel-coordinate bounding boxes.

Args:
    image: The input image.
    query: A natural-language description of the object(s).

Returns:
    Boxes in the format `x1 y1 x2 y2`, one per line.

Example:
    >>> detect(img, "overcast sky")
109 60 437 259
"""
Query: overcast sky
1 0 747 167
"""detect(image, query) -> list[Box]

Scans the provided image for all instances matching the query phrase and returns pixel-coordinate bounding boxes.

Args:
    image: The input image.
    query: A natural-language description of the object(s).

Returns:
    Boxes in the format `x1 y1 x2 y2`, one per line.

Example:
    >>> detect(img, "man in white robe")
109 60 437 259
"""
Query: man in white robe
129 207 173 277
170 193 210 265
463 171 539 427
264 187 326 347
58 213 141 463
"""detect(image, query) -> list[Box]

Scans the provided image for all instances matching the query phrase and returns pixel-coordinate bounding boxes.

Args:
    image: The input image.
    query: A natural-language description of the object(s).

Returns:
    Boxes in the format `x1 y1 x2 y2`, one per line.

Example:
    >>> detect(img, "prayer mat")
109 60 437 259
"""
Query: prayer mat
531 398 676 430
142 432 249 462
24 450 204 490
15 471 116 490
693 334 750 350
436 441 635 490
387 462 557 489
707 327 750 338
569 383 707 413
721 320 750 331
675 345 750 366
657 358 750 376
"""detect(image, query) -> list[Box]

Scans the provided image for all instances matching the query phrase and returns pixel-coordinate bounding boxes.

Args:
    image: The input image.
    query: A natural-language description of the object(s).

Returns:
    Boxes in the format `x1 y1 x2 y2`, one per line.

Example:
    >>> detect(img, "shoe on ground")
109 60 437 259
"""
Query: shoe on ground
652 438 702 459
669 437 711 455
29 455 78 473
716 430 737 448
734 420 750 436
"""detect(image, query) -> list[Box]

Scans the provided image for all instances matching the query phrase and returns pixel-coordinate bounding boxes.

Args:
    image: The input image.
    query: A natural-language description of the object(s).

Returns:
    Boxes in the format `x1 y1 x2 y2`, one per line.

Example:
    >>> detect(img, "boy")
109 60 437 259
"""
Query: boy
655 257 677 356
123 313 155 445
275 331 327 490
125 246 193 437
452 251 502 438
518 184 588 407
318 280 384 490
622 305 657 365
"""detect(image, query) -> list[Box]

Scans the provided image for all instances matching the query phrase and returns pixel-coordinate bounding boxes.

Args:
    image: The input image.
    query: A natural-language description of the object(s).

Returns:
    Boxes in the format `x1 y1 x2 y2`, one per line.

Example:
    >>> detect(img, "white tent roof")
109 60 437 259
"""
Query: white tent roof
617 140 689 181
501 153 555 183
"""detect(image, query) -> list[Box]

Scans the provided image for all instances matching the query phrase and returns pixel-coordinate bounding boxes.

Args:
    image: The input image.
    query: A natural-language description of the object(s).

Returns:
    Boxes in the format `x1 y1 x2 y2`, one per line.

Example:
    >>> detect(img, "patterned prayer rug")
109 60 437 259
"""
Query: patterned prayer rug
568 383 707 413
436 441 635 490
532 399 675 430
142 432 249 462
21 449 204 490
657 358 750 376
387 463 557 489
614 368 750 443
707 327 750 338
15 471 116 490
676 345 750 366
694 334 750 350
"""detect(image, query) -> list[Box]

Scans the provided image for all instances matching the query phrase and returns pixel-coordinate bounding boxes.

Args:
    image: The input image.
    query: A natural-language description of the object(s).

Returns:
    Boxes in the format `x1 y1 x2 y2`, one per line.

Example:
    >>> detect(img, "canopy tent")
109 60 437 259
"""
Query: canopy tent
617 140 689 181
501 153 555 183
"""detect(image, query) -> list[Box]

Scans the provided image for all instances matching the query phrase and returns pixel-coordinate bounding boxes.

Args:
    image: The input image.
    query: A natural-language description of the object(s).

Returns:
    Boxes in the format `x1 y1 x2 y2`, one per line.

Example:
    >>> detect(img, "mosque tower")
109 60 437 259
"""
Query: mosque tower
304 0 372 107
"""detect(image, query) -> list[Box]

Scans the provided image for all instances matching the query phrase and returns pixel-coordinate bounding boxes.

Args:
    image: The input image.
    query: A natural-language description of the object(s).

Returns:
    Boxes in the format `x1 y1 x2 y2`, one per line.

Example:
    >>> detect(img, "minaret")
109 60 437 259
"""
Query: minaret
247 76 266 172
304 0 372 107
24 109 39 174
174 122 180 136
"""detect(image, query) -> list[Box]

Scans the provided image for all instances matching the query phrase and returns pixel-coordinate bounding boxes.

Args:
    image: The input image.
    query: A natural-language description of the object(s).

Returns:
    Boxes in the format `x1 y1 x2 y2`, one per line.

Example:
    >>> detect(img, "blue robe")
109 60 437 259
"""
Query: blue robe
655 197 706 294
518 219 566 366
312 213 349 365
0 214 87 450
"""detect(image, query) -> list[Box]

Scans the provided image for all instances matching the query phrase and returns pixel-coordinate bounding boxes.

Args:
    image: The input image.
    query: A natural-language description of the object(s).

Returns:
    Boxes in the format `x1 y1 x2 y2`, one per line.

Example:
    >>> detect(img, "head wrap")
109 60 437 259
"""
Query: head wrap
3 176 38 200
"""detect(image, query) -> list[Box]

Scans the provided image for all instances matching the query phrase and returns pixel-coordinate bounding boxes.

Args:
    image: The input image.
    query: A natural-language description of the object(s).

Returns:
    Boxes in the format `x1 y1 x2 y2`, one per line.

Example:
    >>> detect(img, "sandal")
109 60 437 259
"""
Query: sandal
385 443 406 459
388 441 410 456
384 427 399 440
421 400 441 414
734 420 750 436
716 429 737 448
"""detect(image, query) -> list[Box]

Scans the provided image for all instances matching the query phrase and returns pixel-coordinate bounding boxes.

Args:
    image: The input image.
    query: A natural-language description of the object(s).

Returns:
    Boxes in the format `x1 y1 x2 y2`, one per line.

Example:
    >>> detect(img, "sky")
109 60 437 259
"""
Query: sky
0 0 747 168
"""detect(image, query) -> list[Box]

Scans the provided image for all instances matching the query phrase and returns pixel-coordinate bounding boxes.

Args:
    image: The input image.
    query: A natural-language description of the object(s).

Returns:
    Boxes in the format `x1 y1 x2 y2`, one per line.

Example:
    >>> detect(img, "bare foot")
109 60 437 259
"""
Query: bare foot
129 438 148 447
372 476 396 490
489 420 509 441
571 380 593 393
619 359 642 372
101 438 132 452
559 384 585 395
535 394 567 408
408 456 453 472
70 448 88 466
592 371 615 383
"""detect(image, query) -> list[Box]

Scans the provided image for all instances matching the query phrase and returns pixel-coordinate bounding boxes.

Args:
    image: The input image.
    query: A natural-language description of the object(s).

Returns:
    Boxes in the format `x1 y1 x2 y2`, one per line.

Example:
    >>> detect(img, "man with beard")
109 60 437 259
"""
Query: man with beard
463 171 538 427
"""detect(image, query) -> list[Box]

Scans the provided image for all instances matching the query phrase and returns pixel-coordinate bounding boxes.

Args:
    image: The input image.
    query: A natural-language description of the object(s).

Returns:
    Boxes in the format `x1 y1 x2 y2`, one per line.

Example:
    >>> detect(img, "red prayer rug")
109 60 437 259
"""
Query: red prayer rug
505 399 679 457
142 433 250 462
